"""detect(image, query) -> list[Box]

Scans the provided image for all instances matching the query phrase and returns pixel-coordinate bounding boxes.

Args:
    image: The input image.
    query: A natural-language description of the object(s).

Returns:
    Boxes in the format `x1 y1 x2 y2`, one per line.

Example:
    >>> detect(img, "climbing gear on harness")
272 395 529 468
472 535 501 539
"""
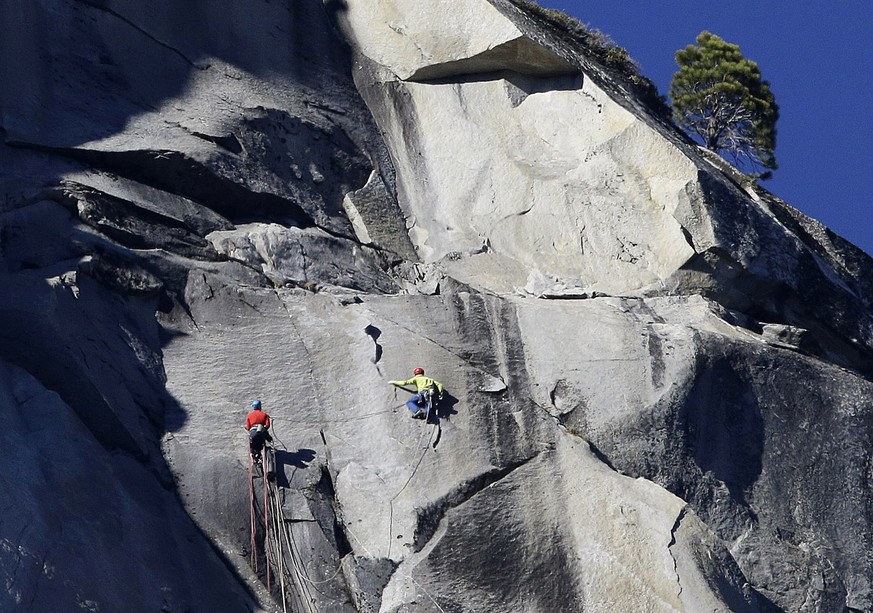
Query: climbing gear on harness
409 389 435 420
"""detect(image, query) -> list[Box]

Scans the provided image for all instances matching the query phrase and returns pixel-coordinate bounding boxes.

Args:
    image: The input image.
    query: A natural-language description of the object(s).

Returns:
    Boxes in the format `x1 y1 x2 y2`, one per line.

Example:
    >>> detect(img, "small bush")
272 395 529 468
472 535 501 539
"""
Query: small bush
507 1 633 70
604 46 633 71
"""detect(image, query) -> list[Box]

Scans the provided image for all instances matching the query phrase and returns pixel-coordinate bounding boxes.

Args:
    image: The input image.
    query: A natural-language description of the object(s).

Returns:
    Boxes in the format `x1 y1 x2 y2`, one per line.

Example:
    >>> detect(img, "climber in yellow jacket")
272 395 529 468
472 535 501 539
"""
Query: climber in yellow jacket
390 367 445 418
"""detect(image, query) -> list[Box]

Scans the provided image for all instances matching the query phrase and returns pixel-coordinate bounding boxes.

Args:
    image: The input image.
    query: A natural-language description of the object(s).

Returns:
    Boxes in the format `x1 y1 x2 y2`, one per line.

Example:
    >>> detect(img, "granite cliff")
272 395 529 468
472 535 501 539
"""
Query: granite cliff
2 1 873 612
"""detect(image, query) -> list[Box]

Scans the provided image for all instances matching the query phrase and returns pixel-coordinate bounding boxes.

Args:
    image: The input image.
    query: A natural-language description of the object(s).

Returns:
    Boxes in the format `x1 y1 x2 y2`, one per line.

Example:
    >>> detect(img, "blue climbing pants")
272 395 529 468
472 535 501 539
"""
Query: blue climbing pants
406 392 428 415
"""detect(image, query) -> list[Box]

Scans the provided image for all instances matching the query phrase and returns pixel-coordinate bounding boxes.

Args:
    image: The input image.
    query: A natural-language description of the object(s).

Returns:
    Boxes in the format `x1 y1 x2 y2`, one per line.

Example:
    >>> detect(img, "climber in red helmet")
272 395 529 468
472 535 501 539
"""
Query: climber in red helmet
245 399 272 461
390 367 445 418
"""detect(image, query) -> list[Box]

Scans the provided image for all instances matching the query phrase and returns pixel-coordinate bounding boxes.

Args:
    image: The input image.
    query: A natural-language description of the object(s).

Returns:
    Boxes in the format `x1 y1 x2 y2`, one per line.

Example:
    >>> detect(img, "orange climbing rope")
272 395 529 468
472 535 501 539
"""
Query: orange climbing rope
249 453 257 572
249 449 274 592
264 454 271 592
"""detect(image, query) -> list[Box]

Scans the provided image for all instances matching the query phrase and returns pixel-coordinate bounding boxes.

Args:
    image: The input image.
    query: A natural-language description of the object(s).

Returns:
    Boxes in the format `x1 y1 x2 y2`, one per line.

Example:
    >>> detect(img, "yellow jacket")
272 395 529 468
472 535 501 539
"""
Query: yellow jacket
391 375 444 395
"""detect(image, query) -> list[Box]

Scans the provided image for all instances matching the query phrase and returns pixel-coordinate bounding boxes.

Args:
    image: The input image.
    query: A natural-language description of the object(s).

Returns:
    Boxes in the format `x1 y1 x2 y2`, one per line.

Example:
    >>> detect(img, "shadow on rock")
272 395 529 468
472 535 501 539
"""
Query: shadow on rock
273 448 316 488
426 394 459 450
278 447 317 468
432 392 459 423
6 0 356 148
682 358 764 505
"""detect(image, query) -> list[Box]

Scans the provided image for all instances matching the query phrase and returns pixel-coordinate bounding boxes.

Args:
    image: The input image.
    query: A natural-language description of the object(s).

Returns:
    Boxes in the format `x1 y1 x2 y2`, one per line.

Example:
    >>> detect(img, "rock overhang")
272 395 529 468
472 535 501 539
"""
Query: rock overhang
406 36 581 82
334 0 561 79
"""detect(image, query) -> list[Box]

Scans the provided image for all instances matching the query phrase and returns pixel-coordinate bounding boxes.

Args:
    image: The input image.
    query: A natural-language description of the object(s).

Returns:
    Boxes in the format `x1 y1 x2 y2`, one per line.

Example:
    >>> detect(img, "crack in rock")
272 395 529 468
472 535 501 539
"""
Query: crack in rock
78 0 209 70
667 505 688 599
412 454 540 552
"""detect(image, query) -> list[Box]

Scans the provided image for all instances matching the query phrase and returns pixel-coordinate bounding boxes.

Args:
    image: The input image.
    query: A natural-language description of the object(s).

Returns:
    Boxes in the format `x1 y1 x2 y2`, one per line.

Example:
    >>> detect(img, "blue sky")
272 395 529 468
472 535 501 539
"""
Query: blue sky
540 1 873 257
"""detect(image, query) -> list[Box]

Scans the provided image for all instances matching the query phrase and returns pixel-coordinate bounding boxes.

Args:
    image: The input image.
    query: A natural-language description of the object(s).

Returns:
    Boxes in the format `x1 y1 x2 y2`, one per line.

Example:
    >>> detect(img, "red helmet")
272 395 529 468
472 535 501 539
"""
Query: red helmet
413 367 424 376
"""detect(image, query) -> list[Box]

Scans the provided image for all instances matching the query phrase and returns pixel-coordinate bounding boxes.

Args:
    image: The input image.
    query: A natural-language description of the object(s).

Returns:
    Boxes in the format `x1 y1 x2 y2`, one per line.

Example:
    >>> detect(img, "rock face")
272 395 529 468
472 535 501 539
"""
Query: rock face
2 1 873 612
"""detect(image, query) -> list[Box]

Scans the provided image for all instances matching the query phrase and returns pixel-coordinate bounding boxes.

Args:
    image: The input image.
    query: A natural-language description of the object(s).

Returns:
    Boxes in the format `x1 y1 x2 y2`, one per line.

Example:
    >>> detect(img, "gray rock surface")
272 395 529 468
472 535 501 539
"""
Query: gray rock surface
2 0 873 612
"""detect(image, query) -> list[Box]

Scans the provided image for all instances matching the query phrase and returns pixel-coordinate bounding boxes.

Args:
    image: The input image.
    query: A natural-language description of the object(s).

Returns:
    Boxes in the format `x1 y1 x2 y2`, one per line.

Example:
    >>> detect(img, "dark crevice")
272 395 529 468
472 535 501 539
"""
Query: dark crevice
312 465 353 557
537 290 608 300
666 506 688 596
59 182 222 260
413 454 540 552
188 131 244 155
411 68 580 89
585 440 617 472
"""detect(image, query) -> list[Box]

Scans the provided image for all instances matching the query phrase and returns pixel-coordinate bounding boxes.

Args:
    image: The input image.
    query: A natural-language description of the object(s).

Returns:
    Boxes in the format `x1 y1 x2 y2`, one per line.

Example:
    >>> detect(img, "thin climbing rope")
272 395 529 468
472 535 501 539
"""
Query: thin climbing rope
346 518 447 613
268 479 318 613
266 484 294 613
387 418 438 560
280 506 317 613
270 405 401 427
283 511 344 587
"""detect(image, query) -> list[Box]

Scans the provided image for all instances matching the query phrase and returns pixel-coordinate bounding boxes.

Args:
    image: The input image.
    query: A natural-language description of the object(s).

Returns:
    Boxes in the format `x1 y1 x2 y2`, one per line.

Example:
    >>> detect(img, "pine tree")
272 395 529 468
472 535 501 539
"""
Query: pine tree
670 31 779 179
